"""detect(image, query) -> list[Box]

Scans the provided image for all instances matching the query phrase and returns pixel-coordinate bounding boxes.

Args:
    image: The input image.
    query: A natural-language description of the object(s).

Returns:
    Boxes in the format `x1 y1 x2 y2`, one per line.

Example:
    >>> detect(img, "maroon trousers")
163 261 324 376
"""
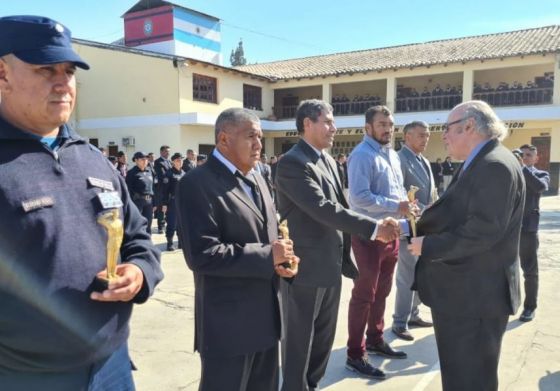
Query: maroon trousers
347 236 398 359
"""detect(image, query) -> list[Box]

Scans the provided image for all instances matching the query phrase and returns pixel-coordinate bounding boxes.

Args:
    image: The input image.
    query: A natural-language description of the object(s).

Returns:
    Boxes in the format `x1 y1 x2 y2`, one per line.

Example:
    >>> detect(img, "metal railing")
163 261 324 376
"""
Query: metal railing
396 94 462 112
473 87 553 106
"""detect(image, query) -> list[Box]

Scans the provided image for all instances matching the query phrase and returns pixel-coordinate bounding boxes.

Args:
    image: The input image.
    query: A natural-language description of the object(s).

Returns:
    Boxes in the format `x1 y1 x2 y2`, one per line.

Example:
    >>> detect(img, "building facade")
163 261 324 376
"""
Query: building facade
73 24 560 193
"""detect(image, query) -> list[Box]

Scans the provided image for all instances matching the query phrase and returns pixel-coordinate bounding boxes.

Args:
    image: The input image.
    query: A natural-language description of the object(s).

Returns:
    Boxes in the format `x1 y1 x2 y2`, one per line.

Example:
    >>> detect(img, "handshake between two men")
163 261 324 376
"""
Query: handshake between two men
376 199 421 243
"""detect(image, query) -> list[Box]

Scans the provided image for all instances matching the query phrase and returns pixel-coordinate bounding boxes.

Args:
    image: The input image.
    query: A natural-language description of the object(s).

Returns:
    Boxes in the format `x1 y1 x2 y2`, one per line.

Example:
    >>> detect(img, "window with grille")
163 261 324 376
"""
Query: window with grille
243 84 262 111
193 74 217 103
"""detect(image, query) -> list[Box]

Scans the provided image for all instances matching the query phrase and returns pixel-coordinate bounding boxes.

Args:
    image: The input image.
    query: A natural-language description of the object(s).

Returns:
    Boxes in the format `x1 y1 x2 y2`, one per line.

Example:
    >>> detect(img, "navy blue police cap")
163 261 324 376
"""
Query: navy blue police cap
0 15 90 69
133 151 148 161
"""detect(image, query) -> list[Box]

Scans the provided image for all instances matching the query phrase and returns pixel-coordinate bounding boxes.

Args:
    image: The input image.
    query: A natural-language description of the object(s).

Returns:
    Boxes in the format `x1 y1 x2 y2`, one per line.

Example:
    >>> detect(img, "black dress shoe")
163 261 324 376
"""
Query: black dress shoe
366 341 407 359
392 326 414 341
345 357 386 380
519 309 535 322
408 317 433 328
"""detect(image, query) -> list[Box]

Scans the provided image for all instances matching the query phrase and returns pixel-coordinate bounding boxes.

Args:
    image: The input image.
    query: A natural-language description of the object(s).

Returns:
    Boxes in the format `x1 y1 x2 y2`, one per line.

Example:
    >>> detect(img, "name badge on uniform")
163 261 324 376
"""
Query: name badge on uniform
97 191 123 210
21 196 55 212
87 177 114 192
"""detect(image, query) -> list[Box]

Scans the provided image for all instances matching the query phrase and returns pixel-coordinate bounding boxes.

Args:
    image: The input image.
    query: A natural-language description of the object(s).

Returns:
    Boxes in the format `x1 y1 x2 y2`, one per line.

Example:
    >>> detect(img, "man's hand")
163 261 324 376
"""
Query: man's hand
272 239 299 278
398 201 415 217
90 263 144 302
408 236 424 256
376 218 400 243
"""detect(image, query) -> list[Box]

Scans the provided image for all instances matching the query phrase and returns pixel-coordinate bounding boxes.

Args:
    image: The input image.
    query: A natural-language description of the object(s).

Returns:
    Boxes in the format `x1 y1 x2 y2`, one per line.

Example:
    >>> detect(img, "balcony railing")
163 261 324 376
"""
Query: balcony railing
396 94 462 112
332 98 385 116
274 105 298 119
473 87 553 106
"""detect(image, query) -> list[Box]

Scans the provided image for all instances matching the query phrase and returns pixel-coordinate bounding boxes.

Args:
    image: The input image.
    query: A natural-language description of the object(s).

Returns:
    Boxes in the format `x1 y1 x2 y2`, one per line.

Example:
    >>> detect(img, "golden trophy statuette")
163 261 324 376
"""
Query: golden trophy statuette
95 209 124 290
407 185 419 238
279 220 298 272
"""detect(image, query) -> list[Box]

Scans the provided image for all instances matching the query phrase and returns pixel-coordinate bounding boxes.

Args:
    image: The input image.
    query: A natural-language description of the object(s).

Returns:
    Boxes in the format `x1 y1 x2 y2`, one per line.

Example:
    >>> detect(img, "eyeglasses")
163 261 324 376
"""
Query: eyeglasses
442 116 470 132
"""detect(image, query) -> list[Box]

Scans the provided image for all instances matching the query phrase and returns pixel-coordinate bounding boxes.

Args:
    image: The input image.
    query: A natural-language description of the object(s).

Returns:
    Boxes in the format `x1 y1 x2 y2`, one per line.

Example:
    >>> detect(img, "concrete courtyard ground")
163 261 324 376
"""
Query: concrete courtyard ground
130 196 560 391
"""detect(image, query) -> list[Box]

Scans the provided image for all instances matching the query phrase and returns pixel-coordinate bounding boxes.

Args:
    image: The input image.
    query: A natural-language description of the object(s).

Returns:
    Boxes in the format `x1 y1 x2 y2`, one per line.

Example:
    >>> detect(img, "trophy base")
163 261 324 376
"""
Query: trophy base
92 276 111 292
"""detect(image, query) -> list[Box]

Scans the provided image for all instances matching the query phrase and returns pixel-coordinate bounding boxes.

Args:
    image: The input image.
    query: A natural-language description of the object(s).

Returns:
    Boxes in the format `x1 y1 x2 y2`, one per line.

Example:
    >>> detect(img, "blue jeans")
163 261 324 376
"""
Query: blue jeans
88 343 135 391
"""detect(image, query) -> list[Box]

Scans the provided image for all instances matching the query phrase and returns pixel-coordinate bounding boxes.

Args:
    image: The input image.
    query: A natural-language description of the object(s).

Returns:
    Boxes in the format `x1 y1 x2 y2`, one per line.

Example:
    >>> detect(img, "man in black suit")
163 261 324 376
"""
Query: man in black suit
276 99 400 389
409 100 525 391
256 153 273 196
176 108 299 391
181 148 197 173
154 145 172 233
518 144 550 322
336 153 348 190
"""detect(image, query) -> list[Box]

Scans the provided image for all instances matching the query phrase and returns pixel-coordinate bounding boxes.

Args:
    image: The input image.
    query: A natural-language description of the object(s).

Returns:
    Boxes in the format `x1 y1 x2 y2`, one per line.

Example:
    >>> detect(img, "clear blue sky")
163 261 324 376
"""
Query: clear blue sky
2 0 559 64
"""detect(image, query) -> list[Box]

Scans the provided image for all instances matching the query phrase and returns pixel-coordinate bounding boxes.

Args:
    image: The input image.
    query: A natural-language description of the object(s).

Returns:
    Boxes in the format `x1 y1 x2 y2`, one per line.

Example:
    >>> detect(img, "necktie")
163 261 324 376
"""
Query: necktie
235 172 263 212
417 156 430 178
319 154 344 201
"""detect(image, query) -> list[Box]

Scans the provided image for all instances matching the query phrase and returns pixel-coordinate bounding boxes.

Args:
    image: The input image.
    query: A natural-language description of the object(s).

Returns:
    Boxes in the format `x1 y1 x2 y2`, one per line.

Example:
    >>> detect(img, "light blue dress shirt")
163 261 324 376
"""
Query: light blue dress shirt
348 135 409 234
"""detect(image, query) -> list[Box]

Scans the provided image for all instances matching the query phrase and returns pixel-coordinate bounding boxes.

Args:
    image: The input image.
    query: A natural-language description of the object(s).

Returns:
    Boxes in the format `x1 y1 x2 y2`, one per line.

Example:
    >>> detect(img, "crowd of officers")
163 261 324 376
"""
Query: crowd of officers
472 73 554 106
332 94 384 115
330 72 554 116
99 146 208 251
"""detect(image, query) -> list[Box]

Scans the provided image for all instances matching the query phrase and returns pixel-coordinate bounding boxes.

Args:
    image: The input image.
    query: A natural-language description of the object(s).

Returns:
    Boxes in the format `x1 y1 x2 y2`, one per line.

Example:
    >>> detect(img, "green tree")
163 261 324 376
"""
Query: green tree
230 39 247 66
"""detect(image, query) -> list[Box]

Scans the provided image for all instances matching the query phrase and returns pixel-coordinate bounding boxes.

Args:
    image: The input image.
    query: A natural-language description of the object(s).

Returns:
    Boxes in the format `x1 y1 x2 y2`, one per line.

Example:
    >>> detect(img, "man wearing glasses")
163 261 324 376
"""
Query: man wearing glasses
409 100 525 391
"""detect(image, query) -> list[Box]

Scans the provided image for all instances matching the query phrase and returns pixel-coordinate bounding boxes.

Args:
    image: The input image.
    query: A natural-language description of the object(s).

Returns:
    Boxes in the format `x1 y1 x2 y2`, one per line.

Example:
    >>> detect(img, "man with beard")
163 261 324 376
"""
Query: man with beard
345 105 417 378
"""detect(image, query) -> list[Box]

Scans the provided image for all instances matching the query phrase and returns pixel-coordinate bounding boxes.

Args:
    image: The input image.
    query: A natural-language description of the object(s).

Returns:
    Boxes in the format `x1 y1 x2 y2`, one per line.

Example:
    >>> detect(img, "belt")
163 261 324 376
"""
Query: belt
133 194 152 201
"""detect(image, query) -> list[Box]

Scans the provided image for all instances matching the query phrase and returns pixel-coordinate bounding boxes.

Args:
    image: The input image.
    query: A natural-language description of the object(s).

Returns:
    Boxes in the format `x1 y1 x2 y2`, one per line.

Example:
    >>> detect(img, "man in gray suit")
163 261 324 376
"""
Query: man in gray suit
409 101 525 391
276 100 399 390
176 108 299 391
391 121 436 341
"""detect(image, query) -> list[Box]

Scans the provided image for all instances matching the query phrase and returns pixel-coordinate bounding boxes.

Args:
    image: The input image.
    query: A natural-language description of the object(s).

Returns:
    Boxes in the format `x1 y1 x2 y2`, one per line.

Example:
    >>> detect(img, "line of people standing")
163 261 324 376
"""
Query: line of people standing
122 146 206 251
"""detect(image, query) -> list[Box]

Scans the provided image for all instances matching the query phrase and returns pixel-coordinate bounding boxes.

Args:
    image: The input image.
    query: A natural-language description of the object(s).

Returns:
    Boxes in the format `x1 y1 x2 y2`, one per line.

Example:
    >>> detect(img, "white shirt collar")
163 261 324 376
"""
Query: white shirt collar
212 148 257 176
301 138 323 157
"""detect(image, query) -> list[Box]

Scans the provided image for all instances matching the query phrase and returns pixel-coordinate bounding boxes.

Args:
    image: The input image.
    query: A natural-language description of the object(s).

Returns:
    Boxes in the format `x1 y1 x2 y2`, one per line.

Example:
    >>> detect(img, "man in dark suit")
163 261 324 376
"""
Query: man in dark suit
409 100 525 391
441 156 454 191
256 153 273 196
176 108 299 391
181 148 197 173
154 145 172 233
336 153 348 190
276 99 400 389
518 144 550 322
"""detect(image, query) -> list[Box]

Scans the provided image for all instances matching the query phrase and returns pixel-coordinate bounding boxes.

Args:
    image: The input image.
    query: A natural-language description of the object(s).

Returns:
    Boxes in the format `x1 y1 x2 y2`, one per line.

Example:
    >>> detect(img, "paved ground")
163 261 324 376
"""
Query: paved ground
130 196 560 391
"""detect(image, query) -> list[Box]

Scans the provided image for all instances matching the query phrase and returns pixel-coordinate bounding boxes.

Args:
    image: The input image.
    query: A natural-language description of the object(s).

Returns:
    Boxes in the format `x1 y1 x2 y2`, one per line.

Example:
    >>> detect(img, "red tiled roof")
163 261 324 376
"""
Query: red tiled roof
236 25 560 80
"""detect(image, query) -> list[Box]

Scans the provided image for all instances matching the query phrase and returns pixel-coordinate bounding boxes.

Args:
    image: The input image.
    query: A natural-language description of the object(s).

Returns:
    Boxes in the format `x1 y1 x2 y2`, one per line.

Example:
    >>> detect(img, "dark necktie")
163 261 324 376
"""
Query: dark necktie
319 154 344 201
417 155 430 178
235 172 263 212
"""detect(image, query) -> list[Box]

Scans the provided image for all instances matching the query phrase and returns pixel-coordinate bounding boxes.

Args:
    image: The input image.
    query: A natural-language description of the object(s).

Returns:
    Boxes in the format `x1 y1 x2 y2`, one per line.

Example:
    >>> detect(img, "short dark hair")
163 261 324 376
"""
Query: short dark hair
403 120 429 135
337 153 346 159
214 107 259 142
117 151 125 157
365 105 392 125
520 144 537 152
295 99 332 134
160 145 170 152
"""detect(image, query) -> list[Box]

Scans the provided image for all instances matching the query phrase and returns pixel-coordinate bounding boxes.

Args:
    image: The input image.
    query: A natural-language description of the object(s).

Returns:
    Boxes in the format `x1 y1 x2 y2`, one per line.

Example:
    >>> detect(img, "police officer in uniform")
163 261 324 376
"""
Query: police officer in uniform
0 16 163 390
154 145 172 234
126 151 155 235
163 153 186 251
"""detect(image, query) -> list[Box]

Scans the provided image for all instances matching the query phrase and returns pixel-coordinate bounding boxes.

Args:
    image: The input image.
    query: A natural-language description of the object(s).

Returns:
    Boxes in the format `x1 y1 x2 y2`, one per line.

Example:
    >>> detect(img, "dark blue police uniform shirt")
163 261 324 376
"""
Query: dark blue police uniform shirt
0 116 163 372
